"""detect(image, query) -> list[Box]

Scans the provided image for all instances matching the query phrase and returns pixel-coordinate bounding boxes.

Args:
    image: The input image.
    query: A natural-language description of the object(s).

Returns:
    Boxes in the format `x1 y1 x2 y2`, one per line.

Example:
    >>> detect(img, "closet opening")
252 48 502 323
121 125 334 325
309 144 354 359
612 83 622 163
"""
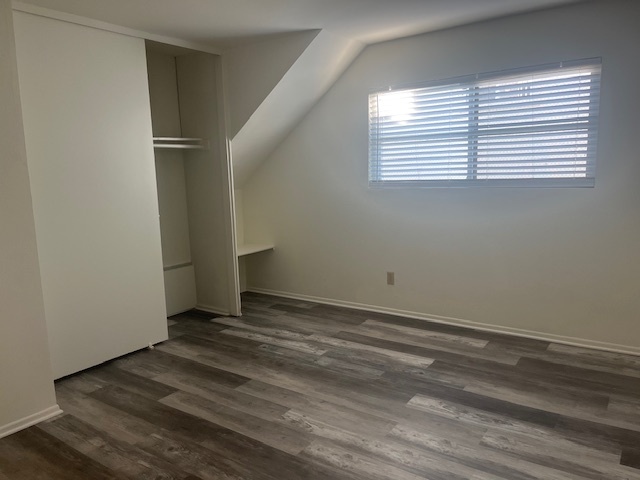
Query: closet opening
146 41 240 317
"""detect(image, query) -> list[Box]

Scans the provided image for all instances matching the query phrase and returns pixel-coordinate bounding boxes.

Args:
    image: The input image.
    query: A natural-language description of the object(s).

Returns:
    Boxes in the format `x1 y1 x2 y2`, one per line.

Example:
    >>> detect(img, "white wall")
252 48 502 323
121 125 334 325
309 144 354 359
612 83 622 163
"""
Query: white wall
14 12 168 378
242 0 640 351
0 0 59 437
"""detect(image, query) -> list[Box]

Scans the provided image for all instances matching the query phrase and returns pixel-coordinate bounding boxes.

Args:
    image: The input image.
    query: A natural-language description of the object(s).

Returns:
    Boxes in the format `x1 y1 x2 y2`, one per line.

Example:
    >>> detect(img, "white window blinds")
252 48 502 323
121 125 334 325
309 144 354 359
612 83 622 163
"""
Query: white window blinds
368 58 601 187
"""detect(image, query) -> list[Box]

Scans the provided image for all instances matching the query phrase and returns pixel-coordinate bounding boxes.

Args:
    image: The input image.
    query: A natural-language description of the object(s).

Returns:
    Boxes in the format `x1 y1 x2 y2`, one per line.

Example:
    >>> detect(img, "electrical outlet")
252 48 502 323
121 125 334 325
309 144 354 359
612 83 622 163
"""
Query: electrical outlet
387 272 395 285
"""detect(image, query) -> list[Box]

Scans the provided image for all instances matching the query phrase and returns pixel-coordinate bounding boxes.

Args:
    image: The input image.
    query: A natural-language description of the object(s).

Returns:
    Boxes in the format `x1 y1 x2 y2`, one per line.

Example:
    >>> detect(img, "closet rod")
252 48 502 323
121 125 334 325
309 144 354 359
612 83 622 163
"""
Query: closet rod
153 137 203 142
153 137 209 150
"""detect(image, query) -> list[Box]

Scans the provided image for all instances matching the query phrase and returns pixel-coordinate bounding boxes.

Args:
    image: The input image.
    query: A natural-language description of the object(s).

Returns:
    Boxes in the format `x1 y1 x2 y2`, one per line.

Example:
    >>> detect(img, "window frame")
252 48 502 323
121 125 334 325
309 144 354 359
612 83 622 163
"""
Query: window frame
368 58 602 188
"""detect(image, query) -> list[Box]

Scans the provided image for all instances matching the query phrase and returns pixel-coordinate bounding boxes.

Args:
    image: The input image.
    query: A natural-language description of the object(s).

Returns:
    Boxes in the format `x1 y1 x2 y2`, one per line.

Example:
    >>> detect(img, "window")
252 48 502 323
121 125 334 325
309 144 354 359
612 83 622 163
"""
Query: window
368 58 601 187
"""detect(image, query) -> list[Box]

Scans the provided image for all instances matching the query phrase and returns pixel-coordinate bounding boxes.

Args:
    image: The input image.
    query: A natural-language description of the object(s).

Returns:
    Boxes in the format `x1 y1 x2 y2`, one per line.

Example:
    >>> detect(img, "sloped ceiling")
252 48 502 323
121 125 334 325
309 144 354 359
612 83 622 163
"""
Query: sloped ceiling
14 0 585 186
224 30 321 139
14 0 583 49
226 30 363 185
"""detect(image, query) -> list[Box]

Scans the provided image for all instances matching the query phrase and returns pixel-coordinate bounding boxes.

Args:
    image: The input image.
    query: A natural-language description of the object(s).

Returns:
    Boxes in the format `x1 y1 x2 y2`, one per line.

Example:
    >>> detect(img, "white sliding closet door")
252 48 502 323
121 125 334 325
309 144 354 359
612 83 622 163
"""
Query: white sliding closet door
14 12 168 379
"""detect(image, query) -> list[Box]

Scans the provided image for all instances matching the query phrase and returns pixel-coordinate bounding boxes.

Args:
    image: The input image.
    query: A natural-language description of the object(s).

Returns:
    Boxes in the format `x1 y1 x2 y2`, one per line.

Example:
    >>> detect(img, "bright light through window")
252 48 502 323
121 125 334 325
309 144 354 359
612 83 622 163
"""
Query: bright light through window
377 89 416 124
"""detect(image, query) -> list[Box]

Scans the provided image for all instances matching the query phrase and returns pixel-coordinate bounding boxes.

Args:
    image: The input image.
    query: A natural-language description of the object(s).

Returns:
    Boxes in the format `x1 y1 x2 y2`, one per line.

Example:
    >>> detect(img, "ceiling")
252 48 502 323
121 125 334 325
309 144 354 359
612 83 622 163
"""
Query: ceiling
16 0 584 49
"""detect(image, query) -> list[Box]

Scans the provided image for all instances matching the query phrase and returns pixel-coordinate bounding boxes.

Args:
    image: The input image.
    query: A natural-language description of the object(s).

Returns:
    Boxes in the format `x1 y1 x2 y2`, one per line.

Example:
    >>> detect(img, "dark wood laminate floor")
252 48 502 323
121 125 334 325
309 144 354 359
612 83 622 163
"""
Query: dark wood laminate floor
2 293 640 479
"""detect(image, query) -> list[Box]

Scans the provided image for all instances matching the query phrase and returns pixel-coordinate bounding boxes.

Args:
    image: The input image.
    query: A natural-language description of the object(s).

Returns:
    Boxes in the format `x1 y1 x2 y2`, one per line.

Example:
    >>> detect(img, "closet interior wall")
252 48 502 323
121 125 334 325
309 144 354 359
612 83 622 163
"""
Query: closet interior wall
146 44 240 317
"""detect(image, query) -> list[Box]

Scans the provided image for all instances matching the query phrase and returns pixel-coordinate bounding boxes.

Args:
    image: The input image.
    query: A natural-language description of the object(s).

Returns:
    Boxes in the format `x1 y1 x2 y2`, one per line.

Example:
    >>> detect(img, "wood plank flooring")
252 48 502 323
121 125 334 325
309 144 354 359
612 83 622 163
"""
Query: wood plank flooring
2 292 640 479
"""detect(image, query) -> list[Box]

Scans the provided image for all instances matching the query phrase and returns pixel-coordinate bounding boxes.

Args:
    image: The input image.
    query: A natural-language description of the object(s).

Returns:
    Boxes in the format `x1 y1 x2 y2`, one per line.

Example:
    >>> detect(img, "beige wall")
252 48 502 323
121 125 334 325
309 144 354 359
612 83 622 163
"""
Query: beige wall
242 0 640 351
0 0 58 436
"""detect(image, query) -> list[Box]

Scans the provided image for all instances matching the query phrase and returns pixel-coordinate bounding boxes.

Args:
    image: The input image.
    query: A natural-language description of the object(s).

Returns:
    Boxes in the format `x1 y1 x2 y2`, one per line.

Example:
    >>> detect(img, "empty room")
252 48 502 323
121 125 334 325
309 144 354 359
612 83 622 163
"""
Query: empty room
1 0 639 478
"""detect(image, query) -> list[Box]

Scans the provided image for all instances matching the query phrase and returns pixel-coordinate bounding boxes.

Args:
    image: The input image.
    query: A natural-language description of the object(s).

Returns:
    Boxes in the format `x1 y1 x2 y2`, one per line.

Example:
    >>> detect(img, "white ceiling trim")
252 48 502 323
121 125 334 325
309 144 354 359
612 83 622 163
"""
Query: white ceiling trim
11 1 222 54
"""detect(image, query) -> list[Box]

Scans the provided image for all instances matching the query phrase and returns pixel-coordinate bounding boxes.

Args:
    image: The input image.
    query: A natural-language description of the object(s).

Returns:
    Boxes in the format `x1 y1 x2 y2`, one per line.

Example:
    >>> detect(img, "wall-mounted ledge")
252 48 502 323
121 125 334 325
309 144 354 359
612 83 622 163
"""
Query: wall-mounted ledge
237 244 274 257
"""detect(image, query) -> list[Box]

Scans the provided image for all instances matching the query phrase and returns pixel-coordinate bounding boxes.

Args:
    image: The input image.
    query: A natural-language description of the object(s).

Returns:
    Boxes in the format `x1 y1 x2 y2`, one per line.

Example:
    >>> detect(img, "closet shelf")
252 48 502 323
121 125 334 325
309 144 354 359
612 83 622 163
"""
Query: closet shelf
237 244 274 257
153 137 209 150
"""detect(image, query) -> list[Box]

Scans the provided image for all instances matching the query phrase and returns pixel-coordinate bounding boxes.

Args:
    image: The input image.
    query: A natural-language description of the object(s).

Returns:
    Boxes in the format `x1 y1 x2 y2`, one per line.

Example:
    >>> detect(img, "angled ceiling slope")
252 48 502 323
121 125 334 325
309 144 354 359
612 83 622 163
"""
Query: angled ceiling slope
225 30 320 139
226 31 363 186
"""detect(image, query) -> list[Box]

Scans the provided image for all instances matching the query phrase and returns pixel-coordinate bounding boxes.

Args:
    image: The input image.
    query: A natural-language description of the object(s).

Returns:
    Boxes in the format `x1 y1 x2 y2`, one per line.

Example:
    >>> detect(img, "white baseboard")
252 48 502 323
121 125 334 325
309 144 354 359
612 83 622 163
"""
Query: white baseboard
0 405 63 439
247 287 640 357
195 303 230 317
